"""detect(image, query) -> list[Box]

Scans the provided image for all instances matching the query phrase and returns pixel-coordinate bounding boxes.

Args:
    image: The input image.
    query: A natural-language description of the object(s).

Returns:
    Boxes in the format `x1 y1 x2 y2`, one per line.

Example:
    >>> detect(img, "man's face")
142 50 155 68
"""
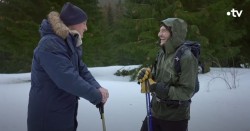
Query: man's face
70 21 87 38
158 26 171 46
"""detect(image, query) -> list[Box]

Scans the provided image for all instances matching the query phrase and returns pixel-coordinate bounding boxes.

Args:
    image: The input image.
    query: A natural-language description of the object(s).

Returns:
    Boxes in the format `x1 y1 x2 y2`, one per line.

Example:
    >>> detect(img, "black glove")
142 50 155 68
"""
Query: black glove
150 82 170 99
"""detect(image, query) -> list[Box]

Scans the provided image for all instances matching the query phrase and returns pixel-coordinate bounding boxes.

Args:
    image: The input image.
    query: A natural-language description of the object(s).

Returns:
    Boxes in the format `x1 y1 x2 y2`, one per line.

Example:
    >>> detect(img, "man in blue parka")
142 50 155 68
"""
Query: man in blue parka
27 2 109 131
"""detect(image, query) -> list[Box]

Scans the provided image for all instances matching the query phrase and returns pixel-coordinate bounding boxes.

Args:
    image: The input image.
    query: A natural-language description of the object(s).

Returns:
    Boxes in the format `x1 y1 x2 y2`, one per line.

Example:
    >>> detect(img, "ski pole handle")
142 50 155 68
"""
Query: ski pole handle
97 102 106 131
96 103 104 118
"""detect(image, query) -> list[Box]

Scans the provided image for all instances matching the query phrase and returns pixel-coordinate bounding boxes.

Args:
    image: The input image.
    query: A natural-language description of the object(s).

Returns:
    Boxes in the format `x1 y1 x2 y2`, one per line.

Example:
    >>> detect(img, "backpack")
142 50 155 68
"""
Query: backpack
174 40 200 95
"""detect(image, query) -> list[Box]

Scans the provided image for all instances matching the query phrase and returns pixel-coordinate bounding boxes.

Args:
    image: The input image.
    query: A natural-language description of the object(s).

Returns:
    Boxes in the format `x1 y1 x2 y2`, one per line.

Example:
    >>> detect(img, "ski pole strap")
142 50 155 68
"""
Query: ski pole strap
153 93 191 107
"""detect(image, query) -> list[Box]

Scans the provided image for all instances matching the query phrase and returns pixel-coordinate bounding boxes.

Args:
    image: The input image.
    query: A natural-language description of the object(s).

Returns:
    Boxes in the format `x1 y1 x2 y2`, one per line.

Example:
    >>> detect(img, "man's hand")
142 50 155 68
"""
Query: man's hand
98 87 109 103
137 68 151 83
96 102 103 109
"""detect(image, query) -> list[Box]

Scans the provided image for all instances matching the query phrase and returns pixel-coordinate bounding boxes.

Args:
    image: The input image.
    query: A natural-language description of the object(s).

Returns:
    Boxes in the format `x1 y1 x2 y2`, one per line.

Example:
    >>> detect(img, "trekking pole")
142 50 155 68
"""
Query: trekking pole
97 103 106 131
145 80 153 131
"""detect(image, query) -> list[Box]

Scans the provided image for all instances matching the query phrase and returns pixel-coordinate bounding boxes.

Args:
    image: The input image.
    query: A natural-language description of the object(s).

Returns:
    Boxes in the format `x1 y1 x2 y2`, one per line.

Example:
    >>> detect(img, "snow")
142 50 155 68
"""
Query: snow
0 65 250 131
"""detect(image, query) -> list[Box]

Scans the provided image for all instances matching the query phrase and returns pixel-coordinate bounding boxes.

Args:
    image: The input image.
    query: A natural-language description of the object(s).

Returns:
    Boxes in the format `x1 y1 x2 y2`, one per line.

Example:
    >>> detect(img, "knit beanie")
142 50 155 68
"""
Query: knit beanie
60 2 88 26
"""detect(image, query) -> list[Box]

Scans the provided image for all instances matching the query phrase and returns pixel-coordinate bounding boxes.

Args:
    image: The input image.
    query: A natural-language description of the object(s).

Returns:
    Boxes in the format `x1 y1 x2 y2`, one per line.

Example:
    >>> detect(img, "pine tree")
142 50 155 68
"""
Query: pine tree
108 0 161 66
0 0 108 72
69 0 113 66
233 0 250 66
0 0 41 72
110 0 209 66
184 0 245 67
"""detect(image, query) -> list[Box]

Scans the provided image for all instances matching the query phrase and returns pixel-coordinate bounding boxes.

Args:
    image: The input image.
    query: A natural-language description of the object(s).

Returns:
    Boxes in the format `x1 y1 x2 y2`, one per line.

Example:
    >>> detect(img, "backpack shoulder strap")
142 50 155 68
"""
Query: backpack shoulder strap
174 44 189 75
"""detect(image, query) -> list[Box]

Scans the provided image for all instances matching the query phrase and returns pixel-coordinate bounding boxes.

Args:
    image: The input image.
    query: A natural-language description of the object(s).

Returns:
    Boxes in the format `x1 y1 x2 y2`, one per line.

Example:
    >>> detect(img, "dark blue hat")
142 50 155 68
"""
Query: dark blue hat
60 2 88 26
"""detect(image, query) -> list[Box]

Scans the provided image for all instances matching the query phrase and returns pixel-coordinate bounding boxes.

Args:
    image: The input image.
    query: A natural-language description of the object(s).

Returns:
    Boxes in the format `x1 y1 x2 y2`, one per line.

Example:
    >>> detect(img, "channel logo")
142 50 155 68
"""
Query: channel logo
226 8 243 17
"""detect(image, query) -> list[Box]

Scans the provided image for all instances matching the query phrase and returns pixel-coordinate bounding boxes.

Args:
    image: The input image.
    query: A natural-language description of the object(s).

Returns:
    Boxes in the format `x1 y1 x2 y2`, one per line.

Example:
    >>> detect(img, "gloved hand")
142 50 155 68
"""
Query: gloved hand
150 82 170 99
137 68 151 83
137 67 156 93
140 78 156 93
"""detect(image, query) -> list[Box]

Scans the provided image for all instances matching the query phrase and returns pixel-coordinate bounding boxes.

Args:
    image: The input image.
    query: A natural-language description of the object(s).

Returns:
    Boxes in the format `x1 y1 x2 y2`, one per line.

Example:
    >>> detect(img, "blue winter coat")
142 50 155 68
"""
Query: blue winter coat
27 11 102 131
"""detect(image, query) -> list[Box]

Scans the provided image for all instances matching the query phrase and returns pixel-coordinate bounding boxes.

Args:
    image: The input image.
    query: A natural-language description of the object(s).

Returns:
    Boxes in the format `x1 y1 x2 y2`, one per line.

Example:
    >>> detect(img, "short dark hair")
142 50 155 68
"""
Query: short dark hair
161 24 172 36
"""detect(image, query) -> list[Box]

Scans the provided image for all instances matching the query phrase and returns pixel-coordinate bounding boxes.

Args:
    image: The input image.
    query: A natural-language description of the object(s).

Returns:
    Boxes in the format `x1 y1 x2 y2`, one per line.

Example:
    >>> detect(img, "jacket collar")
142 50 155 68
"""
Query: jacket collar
48 11 69 39
47 11 82 47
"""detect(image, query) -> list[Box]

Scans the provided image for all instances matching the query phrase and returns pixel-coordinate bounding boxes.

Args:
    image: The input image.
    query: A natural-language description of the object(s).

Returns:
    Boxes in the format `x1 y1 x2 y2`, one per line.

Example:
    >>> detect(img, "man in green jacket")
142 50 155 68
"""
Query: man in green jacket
137 18 198 131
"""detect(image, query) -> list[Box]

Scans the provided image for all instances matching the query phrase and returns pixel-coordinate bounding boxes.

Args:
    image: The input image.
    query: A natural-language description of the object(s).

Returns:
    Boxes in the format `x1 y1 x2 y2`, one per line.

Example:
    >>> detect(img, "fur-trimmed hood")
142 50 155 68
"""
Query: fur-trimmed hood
39 11 69 39
48 11 69 39
39 11 82 46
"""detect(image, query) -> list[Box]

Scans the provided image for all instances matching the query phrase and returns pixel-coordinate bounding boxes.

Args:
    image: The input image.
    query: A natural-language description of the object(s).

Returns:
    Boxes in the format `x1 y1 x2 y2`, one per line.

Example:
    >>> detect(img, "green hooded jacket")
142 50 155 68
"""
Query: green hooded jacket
151 18 198 121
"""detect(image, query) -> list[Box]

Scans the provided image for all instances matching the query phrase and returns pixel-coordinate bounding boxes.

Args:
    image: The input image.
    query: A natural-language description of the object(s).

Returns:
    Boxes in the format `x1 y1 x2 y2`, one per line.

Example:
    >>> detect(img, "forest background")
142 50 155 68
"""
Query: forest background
0 0 249 73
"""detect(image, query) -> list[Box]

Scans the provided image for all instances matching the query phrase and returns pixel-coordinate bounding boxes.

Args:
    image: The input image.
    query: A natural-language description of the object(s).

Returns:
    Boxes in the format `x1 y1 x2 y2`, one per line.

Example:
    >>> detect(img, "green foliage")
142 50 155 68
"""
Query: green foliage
114 42 158 65
114 67 139 81
0 0 51 73
76 0 112 67
0 0 249 73
0 0 105 72
181 0 245 67
0 18 39 72
233 0 250 66
104 0 161 66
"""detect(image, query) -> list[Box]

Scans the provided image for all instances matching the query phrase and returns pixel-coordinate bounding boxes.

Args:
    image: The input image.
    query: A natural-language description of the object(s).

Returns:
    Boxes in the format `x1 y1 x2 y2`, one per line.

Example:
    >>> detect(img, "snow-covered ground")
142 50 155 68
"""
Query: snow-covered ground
0 65 250 131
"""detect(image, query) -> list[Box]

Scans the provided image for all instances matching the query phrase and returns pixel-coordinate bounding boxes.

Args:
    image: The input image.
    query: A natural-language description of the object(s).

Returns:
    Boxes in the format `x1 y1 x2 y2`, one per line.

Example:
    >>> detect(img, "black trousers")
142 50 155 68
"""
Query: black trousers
140 116 188 131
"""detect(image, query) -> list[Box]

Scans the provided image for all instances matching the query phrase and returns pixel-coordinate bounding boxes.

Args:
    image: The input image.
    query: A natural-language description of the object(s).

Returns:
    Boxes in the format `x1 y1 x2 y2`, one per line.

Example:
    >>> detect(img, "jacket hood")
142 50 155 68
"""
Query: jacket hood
39 11 70 39
161 18 187 54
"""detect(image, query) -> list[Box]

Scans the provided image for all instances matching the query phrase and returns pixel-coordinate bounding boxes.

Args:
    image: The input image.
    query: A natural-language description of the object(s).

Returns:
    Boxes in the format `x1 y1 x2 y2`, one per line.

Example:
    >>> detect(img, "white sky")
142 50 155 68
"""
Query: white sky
0 65 250 131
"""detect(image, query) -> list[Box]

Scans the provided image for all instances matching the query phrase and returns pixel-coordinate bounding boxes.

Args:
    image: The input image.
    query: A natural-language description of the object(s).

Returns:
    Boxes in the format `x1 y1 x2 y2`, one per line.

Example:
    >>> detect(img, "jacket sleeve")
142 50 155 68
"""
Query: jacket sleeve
168 50 198 101
78 60 101 89
36 39 102 105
